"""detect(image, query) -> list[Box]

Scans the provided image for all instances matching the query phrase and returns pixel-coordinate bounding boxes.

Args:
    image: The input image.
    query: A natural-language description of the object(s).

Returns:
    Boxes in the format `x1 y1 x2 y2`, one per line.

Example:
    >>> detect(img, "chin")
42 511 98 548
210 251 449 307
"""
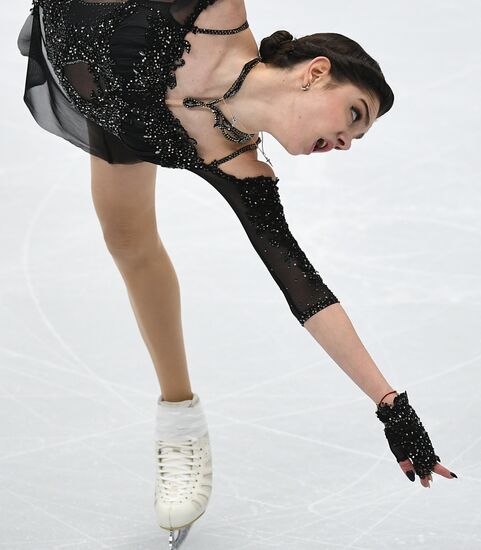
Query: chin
284 143 303 156
277 135 303 156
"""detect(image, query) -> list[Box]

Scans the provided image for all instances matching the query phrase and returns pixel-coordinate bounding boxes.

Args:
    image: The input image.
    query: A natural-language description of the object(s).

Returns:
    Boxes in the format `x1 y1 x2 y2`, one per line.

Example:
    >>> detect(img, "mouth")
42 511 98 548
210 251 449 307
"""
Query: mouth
310 138 334 154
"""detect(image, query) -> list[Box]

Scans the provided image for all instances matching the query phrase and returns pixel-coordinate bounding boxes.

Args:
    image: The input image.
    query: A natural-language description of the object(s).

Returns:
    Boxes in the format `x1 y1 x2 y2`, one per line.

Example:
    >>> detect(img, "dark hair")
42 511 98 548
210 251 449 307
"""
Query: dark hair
259 30 394 118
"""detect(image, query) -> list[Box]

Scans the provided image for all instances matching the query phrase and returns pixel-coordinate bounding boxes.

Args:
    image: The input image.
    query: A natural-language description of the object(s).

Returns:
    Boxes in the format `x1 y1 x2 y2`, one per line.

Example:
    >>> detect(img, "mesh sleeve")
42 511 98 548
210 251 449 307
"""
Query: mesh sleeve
189 167 340 325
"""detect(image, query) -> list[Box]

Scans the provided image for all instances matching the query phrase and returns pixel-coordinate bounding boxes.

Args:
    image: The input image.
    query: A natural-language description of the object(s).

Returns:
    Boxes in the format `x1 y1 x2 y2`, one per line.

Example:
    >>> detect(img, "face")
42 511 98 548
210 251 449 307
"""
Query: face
288 56 381 155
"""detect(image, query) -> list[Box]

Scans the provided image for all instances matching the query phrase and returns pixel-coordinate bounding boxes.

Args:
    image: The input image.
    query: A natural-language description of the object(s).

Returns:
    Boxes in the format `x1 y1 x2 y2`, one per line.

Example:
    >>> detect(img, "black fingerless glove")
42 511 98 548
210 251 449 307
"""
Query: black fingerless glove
375 391 441 478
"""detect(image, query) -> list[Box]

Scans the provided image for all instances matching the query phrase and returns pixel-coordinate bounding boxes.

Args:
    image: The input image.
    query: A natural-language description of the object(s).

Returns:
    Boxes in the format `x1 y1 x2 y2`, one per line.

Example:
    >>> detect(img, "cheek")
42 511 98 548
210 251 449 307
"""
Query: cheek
287 97 345 153
317 103 346 132
284 104 311 151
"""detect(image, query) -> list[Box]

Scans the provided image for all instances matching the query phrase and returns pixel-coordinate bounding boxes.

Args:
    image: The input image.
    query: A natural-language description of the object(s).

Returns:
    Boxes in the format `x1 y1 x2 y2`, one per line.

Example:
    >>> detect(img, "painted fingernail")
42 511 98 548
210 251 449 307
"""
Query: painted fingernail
450 472 458 478
405 470 415 482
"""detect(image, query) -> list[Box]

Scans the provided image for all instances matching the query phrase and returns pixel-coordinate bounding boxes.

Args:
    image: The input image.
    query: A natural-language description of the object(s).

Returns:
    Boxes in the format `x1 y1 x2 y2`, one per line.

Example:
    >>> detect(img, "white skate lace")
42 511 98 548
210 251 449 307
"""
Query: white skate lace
156 437 201 503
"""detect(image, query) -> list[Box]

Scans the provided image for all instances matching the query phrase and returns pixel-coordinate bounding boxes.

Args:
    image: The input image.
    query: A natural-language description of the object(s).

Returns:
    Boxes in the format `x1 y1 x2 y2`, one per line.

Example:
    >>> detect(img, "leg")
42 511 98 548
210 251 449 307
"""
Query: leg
90 155 193 402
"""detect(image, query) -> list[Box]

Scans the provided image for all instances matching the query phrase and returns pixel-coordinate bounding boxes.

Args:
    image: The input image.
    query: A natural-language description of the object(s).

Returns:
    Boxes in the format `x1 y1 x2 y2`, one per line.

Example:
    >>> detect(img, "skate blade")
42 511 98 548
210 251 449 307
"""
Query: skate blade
159 510 206 549
168 525 191 549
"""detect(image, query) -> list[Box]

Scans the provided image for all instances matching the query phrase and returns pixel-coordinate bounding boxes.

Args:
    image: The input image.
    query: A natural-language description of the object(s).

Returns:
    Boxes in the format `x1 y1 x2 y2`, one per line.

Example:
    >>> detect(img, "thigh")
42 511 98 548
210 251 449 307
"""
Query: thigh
90 154 159 251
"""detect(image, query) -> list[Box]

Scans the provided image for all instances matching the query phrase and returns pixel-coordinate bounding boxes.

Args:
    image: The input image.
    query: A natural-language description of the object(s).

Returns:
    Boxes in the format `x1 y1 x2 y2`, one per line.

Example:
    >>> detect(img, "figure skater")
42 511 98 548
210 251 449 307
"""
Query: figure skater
18 1 458 547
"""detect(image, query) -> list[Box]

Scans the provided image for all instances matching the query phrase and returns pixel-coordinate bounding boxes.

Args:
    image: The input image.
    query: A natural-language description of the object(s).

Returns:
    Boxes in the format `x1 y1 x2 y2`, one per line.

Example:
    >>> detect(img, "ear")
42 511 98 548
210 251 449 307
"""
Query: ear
308 56 332 84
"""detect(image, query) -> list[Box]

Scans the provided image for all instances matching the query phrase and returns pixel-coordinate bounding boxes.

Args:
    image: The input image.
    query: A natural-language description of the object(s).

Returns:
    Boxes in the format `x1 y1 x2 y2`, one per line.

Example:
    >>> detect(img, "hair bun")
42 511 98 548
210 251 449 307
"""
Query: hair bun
259 30 294 63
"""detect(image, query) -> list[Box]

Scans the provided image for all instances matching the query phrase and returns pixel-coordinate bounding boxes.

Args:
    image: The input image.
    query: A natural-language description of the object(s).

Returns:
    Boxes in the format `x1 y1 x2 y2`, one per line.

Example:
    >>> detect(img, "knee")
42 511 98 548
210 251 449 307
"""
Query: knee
103 224 160 264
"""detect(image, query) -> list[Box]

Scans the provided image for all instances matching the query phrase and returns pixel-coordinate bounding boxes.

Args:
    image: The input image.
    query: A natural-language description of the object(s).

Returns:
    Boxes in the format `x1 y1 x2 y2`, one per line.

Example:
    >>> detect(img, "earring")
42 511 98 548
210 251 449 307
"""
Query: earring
301 82 311 91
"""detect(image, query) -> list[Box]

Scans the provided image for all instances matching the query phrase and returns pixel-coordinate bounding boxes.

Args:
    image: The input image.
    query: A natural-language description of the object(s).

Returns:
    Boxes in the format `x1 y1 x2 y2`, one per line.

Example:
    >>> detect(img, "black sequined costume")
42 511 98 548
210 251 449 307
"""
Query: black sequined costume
18 0 340 325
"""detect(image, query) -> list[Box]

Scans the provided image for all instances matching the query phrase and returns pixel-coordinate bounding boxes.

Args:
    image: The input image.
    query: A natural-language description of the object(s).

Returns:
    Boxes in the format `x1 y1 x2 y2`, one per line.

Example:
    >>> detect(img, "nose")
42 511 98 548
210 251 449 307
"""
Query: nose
335 134 352 151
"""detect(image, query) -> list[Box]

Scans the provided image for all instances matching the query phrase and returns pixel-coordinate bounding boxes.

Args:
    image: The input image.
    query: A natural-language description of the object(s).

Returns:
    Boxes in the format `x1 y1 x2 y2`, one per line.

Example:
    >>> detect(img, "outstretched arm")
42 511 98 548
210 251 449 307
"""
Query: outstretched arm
304 303 396 405
190 163 395 405
191 163 454 486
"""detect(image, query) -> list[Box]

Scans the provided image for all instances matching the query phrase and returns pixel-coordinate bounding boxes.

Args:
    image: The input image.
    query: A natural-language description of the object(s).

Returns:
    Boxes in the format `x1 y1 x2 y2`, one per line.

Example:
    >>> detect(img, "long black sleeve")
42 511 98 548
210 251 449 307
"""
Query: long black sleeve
189 166 340 325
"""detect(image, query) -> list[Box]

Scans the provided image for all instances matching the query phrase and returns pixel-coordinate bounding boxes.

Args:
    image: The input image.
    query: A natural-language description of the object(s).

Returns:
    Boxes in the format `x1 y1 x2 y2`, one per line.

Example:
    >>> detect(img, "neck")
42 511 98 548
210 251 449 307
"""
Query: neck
223 60 292 138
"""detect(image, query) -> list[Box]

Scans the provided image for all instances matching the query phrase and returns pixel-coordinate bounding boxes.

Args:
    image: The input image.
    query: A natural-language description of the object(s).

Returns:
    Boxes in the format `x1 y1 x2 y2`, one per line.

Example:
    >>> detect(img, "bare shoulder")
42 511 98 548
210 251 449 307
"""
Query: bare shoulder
197 0 247 27
237 158 277 180
214 152 277 180
215 0 248 13
251 159 277 180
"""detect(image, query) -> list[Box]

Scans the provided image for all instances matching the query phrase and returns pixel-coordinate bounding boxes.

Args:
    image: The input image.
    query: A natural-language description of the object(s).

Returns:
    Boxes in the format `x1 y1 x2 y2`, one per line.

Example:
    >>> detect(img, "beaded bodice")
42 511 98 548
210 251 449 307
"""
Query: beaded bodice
29 0 261 173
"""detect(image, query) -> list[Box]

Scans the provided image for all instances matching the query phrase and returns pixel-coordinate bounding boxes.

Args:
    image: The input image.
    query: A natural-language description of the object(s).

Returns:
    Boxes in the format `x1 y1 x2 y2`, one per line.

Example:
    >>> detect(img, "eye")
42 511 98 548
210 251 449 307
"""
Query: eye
351 107 362 123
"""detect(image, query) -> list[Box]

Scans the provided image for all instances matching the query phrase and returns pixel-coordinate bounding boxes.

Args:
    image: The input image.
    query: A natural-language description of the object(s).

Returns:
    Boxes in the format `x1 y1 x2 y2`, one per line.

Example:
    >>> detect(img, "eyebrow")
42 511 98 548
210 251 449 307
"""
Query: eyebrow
354 99 371 140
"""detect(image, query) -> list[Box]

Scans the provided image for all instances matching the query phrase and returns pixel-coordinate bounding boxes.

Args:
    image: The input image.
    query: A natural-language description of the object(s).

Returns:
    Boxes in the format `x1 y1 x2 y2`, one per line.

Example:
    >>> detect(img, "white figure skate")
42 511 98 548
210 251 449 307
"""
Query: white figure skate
154 393 213 549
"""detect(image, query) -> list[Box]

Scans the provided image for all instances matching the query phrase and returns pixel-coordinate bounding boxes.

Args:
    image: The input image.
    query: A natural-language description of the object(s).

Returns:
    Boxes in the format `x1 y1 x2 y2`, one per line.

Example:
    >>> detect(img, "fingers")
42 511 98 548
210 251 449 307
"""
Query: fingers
398 459 430 486
432 462 458 479
420 463 459 487
420 475 431 488
399 459 458 487
398 458 416 482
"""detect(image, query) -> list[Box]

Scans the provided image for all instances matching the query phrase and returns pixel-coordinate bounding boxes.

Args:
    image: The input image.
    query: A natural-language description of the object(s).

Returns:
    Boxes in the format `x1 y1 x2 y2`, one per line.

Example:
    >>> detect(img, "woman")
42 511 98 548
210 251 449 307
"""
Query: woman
18 0 457 547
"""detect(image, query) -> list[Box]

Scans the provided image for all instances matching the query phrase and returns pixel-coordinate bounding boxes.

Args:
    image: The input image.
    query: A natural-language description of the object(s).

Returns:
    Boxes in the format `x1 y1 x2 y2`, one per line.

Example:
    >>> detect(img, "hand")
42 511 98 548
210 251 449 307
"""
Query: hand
375 391 458 488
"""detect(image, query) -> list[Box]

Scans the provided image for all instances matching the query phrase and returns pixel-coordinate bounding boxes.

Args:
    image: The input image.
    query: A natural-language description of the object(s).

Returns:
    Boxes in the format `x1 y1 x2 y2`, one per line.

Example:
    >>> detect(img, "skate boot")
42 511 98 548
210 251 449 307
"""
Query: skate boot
154 393 213 549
